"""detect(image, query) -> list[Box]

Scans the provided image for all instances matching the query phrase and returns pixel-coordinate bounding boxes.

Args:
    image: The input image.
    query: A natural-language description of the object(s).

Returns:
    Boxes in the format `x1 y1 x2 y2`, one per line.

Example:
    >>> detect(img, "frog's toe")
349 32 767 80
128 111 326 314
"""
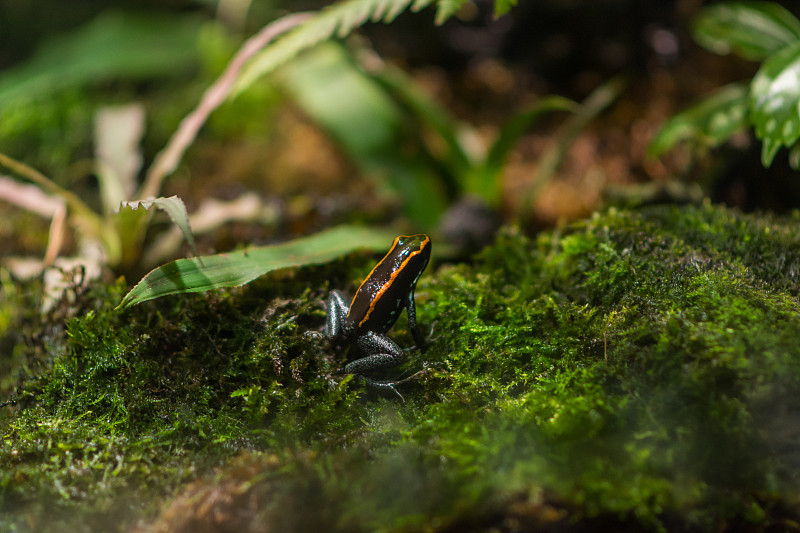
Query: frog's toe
350 374 405 401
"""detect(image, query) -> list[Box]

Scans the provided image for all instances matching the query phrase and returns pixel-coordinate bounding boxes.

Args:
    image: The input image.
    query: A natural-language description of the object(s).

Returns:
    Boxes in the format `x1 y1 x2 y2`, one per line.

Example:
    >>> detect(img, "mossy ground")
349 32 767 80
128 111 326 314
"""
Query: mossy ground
3 202 800 532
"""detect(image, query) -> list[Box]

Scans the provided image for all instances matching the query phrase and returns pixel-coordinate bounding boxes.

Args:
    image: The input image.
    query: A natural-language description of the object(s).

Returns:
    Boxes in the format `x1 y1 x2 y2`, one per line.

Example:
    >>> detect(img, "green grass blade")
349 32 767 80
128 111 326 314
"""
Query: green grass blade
485 96 577 173
693 2 800 61
232 0 435 97
281 43 448 227
374 65 473 178
648 83 749 158
0 11 202 109
520 77 624 218
118 195 198 257
750 41 800 167
461 95 575 204
119 225 399 308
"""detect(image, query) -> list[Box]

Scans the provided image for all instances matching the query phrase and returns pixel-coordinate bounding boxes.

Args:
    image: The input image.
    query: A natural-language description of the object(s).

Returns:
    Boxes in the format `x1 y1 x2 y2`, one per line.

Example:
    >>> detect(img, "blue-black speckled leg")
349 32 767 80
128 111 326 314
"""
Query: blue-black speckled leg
404 290 426 350
325 290 349 338
346 331 406 397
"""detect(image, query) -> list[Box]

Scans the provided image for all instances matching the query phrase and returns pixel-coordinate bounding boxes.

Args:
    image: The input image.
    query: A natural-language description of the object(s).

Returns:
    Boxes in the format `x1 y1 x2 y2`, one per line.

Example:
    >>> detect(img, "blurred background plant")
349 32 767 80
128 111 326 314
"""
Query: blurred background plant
651 2 800 169
1 0 800 300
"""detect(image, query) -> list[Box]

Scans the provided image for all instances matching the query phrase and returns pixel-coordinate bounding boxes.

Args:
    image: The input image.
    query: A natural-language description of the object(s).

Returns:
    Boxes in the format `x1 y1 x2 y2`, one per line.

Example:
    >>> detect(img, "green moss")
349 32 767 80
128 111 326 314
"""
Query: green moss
3 203 800 531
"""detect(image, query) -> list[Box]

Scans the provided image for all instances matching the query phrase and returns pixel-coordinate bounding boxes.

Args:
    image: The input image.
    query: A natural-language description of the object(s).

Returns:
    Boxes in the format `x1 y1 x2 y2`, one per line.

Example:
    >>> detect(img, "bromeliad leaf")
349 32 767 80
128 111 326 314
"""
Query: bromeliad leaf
493 0 517 18
119 225 398 308
117 195 198 257
232 0 436 97
281 43 448 227
750 41 800 167
483 96 577 179
693 2 800 61
470 95 576 204
433 0 467 24
0 12 202 109
649 83 749 157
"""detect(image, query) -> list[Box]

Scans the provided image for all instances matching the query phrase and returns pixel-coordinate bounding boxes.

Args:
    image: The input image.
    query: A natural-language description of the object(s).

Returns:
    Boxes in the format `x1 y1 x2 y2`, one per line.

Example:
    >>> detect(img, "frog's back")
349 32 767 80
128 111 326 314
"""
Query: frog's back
346 235 431 335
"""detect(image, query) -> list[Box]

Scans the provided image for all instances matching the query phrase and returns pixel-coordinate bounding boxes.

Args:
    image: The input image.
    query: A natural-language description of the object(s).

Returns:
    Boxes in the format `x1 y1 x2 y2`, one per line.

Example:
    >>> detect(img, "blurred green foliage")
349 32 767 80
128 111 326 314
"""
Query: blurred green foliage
0 11 208 176
651 1 800 168
281 42 450 227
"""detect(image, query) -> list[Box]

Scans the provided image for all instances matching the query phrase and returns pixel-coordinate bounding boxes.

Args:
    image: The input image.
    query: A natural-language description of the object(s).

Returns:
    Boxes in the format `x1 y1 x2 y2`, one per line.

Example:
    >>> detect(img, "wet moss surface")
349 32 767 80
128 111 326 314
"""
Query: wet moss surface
3 202 800 532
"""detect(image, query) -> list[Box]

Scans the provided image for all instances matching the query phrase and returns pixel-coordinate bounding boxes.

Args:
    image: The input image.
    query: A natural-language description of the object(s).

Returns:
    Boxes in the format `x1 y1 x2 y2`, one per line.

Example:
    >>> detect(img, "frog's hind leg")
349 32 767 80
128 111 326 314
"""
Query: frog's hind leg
346 331 406 399
325 290 350 338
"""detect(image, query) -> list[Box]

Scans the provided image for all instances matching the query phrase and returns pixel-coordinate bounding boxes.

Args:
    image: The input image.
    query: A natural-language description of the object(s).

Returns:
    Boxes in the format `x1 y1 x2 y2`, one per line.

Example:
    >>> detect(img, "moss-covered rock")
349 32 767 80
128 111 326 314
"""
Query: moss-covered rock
3 202 800 532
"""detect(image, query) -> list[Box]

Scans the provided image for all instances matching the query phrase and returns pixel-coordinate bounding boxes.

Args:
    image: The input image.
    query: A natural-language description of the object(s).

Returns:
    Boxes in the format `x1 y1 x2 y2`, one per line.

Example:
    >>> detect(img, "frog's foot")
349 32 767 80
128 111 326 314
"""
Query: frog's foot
424 320 441 344
347 333 406 372
393 369 428 385
405 321 439 352
344 332 408 400
332 369 403 400
351 374 405 401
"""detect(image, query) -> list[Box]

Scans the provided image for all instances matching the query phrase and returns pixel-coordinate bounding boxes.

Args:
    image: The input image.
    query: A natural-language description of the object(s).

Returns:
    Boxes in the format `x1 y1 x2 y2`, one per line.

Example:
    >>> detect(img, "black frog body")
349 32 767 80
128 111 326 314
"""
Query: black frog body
325 234 431 395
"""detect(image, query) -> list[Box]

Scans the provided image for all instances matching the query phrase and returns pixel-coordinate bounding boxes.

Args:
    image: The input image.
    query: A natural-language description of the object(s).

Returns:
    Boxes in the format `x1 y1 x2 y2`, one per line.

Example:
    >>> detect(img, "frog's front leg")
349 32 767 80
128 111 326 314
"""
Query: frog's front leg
404 291 426 350
346 331 406 395
325 290 350 338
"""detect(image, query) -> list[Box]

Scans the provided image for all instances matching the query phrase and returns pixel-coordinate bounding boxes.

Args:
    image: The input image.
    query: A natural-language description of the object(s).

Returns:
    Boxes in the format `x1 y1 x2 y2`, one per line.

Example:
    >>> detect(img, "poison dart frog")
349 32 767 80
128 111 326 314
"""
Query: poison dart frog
325 234 431 397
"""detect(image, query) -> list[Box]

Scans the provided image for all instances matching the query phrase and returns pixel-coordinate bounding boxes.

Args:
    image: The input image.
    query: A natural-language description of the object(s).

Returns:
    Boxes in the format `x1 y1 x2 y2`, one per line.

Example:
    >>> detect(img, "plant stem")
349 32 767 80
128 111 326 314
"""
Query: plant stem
139 12 311 200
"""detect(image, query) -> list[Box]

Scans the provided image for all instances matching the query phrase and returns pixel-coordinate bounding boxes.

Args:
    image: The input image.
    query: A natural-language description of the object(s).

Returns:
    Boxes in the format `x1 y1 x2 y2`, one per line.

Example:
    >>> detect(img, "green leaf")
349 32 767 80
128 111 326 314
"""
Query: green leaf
434 0 469 24
373 65 473 179
374 67 574 204
119 225 399 308
493 0 517 18
0 11 203 109
483 96 577 178
648 83 749 158
466 95 576 204
232 0 435 96
693 1 800 61
282 43 402 163
281 43 448 227
750 41 800 167
522 78 624 215
117 196 198 258
760 137 784 167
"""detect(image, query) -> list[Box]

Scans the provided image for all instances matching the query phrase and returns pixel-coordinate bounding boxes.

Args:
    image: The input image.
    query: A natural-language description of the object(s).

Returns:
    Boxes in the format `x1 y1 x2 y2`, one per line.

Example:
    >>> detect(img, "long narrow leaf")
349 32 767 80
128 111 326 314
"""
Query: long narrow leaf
521 78 624 217
0 12 202 109
467 95 576 203
231 0 435 97
484 96 577 176
693 2 800 61
120 225 399 308
648 83 749 158
117 195 198 257
750 41 800 167
374 65 473 178
281 43 448 227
